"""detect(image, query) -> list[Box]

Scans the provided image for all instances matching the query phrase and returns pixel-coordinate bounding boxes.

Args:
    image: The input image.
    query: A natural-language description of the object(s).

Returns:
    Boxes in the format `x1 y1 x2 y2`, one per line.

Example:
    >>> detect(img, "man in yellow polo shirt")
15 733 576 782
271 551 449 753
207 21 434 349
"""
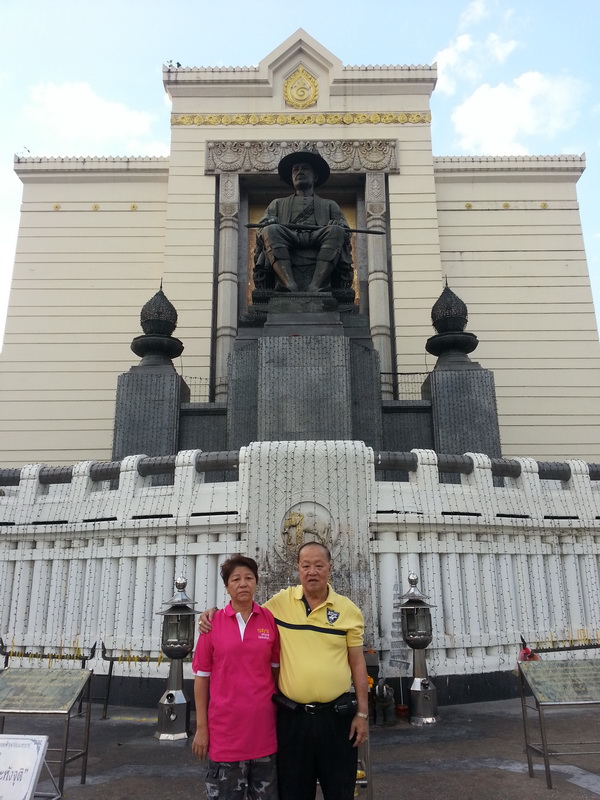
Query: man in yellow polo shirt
199 541 369 800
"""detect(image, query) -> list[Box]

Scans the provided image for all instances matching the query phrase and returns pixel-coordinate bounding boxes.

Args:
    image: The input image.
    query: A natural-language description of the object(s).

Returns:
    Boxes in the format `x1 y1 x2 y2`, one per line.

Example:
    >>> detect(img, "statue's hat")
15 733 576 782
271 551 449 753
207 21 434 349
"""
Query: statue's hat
278 149 331 186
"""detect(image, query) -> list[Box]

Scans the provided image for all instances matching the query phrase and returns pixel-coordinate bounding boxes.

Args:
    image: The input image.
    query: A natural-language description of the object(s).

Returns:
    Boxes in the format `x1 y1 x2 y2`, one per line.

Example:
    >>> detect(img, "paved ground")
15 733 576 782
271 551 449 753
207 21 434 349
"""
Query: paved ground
3 697 600 799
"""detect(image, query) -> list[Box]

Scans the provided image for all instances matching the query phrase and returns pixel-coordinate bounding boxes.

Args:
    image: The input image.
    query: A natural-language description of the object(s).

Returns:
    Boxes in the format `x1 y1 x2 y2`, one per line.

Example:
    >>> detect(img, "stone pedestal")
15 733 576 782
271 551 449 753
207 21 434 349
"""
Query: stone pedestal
112 367 190 461
424 366 501 459
228 295 383 450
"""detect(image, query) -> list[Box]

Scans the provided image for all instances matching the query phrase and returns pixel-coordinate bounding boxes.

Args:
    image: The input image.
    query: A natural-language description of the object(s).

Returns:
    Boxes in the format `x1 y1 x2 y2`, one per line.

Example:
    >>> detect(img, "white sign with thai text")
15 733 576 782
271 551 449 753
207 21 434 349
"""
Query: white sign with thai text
0 735 48 800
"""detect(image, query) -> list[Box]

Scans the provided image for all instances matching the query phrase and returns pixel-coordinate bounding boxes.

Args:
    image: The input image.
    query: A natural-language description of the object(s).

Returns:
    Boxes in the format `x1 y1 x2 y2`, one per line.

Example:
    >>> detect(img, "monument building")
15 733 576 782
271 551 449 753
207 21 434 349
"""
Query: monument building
0 31 599 703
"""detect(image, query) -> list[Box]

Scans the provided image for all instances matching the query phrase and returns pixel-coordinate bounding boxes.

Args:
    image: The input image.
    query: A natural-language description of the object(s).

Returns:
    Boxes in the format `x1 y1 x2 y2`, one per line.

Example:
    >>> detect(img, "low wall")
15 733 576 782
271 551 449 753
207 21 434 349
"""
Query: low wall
1 446 599 690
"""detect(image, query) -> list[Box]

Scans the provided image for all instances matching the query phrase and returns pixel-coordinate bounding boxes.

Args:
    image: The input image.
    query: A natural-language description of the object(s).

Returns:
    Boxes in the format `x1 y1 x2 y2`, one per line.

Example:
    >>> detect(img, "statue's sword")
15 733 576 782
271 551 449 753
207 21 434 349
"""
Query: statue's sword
245 222 385 235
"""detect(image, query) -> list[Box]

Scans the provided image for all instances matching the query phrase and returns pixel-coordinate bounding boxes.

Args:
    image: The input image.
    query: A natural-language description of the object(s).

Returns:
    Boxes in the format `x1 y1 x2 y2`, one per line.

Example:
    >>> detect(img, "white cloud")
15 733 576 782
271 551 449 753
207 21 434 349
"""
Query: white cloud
451 71 585 154
459 0 490 30
485 32 517 63
434 32 517 96
24 82 157 155
433 35 474 96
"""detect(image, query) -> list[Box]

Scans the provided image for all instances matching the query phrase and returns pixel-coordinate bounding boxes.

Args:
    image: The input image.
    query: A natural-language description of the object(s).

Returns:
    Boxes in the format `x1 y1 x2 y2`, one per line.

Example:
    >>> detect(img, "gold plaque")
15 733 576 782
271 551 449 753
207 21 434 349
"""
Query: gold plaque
283 66 318 109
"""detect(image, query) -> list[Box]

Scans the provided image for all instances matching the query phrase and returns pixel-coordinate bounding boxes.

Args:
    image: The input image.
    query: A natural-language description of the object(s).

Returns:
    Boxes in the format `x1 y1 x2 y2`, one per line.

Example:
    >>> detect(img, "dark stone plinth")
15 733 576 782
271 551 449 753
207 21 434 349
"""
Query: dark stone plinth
381 401 434 476
267 294 339 314
257 336 352 441
240 294 361 337
227 342 259 450
425 368 502 461
350 343 383 450
112 372 189 466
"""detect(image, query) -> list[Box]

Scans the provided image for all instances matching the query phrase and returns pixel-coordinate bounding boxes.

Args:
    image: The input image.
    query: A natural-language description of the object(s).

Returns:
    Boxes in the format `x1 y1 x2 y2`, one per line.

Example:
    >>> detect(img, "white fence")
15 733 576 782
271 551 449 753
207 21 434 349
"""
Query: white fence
1 446 599 681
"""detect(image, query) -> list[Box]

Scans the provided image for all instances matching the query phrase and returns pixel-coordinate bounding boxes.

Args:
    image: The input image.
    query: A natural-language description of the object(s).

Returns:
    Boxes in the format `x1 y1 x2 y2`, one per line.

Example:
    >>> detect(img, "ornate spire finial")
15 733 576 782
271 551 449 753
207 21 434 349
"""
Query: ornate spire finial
140 288 178 336
425 283 479 365
431 285 468 334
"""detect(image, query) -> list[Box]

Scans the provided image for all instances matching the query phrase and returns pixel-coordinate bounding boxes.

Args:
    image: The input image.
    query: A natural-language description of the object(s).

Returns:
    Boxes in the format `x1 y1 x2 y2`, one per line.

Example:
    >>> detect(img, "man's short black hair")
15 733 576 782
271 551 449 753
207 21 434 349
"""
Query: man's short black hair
297 541 332 563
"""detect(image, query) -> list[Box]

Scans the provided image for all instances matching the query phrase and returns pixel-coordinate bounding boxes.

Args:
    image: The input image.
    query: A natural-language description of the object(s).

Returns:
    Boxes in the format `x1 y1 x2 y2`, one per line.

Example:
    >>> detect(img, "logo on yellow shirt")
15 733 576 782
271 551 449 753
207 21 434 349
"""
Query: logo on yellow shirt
327 609 340 624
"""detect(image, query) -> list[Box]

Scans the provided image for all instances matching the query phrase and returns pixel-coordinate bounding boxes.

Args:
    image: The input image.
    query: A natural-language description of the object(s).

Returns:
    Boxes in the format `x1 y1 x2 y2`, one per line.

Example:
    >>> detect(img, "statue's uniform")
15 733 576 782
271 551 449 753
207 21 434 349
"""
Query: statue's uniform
263 585 364 800
254 194 353 290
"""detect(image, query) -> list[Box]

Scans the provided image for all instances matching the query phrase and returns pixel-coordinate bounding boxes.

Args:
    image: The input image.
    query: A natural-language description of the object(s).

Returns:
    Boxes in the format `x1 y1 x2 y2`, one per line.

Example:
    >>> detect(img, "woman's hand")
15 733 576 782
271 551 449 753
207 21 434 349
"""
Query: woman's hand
192 726 209 760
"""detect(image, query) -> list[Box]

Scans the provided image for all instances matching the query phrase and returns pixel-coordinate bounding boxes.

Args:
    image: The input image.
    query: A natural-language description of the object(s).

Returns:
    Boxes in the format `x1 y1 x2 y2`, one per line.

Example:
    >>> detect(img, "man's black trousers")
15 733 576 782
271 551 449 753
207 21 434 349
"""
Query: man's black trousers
276 707 358 800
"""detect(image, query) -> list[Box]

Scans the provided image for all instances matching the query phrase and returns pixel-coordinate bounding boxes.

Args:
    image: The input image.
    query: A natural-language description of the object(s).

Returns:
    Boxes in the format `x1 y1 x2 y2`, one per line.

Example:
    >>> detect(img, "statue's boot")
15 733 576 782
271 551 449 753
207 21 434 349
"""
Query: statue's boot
307 260 333 292
272 260 299 292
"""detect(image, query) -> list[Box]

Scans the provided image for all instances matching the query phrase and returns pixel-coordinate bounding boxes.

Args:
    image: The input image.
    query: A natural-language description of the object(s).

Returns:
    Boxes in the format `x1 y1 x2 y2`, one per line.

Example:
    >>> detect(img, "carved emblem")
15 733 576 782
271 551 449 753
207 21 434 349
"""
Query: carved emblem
283 66 319 109
281 502 335 549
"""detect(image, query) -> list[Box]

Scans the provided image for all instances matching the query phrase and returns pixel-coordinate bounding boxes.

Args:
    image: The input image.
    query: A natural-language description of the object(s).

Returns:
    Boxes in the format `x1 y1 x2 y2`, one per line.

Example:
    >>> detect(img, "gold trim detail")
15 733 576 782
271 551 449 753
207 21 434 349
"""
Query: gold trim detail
283 66 318 109
171 111 431 127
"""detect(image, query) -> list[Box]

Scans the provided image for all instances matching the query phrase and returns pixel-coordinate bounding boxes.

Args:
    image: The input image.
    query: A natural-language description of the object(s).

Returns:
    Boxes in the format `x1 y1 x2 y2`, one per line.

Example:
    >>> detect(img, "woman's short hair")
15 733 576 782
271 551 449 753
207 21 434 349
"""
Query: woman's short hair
220 555 259 586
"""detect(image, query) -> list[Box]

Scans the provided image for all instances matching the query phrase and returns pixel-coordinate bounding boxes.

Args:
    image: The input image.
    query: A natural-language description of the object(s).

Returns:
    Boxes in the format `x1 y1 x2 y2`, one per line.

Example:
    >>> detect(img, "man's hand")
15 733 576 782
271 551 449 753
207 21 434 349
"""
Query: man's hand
349 714 368 747
198 607 217 634
192 726 209 760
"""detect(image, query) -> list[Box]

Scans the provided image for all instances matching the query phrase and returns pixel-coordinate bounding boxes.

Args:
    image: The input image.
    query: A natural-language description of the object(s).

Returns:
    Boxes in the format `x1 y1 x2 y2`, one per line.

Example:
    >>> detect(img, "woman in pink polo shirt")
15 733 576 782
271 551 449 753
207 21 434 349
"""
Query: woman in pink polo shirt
192 555 280 799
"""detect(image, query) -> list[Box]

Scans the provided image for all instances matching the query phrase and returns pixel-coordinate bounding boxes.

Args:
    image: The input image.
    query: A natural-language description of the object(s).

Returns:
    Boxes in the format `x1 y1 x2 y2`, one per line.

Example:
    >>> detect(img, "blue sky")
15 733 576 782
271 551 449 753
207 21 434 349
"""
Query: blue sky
1 0 599 342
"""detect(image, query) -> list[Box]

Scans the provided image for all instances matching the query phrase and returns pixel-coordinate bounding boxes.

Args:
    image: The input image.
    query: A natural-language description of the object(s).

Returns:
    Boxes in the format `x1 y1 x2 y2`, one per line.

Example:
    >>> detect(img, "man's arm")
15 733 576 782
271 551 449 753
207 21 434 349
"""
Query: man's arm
191 676 210 760
347 645 369 746
198 607 217 633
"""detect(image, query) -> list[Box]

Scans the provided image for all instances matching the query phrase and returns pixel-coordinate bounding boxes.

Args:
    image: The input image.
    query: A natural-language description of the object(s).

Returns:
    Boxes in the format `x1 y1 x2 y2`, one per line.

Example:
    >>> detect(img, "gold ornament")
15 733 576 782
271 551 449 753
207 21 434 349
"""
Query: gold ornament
283 66 319 109
172 111 431 127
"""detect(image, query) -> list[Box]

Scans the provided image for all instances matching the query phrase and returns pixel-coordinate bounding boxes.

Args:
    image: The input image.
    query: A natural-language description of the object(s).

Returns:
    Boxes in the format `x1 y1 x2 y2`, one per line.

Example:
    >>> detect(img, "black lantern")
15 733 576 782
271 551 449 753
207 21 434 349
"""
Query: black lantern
155 576 199 740
399 573 438 725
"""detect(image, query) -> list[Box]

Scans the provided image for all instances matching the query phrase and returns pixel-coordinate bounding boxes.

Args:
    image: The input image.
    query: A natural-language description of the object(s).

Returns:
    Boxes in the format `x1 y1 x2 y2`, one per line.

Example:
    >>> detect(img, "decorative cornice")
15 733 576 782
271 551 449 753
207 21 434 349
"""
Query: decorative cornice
13 155 170 179
163 63 434 75
172 111 430 127
434 155 585 176
205 140 398 174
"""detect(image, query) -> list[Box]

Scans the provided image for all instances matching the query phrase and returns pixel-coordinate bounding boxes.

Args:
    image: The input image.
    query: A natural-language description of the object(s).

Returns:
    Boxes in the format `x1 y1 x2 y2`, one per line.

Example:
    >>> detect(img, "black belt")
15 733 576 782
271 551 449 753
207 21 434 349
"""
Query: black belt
302 700 336 715
273 692 355 715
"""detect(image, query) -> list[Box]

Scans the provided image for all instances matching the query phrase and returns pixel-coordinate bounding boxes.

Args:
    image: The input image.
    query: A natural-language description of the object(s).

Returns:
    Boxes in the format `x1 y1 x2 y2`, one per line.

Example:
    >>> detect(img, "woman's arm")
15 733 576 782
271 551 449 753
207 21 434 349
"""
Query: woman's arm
191 676 210 760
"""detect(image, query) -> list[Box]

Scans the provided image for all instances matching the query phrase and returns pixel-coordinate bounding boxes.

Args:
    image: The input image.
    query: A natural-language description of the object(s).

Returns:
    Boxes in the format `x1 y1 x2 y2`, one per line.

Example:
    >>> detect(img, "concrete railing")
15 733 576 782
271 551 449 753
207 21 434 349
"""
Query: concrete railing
1 446 599 680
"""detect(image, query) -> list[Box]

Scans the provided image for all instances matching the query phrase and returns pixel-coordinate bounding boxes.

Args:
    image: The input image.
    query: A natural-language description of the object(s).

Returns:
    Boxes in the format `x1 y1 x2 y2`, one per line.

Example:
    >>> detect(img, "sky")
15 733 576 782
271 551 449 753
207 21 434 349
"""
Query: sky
1 0 599 344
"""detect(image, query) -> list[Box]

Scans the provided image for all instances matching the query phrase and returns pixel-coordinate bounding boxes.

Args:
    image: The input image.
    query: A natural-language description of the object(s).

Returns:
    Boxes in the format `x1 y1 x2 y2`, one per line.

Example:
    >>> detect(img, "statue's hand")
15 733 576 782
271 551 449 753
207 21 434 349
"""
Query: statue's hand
264 217 278 225
328 219 347 227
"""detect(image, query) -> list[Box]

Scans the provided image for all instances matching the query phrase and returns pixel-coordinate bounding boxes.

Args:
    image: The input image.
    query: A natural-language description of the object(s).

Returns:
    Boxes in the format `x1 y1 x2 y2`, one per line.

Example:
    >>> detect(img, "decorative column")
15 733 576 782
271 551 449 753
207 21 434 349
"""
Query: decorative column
215 173 240 401
112 288 189 462
366 172 393 399
423 284 502 460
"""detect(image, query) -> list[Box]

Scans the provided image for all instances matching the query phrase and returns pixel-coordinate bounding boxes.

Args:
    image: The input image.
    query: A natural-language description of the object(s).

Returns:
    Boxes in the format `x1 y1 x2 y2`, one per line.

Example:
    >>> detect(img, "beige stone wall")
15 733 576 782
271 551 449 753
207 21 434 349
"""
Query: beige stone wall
0 160 169 465
1 31 599 467
433 157 600 460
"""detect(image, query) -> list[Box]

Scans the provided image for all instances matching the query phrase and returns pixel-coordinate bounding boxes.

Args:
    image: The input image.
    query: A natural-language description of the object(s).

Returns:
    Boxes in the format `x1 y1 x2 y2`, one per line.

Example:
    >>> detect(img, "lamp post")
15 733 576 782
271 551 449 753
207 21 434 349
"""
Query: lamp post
155 576 199 740
399 573 438 726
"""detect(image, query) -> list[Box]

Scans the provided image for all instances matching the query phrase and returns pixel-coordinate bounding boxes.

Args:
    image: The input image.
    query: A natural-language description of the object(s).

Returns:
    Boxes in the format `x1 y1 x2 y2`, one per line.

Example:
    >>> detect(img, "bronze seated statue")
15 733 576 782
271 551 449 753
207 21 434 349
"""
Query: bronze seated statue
251 150 355 301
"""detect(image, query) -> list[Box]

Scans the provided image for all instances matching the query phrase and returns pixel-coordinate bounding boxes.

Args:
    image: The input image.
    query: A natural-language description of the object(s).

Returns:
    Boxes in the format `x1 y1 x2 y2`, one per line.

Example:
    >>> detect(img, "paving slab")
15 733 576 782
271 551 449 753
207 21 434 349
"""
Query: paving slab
1 698 599 799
